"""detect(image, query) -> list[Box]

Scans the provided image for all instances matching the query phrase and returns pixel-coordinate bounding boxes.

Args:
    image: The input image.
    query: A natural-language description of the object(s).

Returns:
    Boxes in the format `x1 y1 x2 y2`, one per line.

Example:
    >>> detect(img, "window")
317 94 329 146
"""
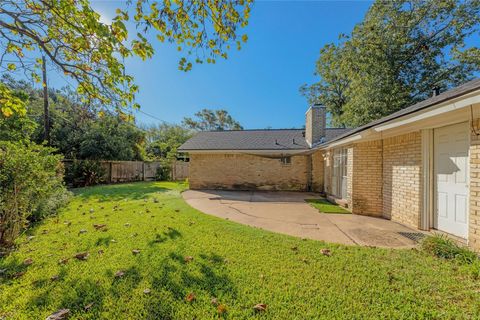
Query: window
280 156 291 165
332 148 348 199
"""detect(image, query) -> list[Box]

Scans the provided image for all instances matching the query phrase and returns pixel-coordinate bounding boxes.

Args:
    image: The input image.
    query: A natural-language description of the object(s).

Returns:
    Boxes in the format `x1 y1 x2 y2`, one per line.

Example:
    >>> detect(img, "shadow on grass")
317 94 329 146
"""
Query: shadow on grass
0 257 29 283
137 249 237 318
8 248 236 319
148 228 182 247
95 236 114 247
29 277 106 318
149 250 237 303
74 183 171 201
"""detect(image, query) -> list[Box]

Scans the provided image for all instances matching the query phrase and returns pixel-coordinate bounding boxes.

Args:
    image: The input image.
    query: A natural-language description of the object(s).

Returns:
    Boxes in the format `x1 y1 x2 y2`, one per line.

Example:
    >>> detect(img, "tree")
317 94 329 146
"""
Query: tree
303 0 480 127
145 123 193 159
0 0 253 115
0 82 36 141
183 108 243 131
78 115 146 161
2 75 146 161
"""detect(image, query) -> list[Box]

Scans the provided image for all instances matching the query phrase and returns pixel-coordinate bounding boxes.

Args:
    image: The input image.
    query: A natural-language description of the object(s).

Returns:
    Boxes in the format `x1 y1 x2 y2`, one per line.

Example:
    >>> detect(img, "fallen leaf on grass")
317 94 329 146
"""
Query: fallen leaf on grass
124 223 131 227
93 224 106 230
78 229 87 234
143 289 151 295
217 304 228 315
132 249 141 255
253 303 267 312
23 258 33 265
291 246 298 252
58 258 69 265
98 250 104 255
13 271 25 278
184 256 193 263
84 303 93 311
211 298 219 306
115 270 125 278
50 275 59 281
74 252 89 260
27 236 35 241
320 249 331 256
185 292 196 302
46 308 70 320
89 208 94 213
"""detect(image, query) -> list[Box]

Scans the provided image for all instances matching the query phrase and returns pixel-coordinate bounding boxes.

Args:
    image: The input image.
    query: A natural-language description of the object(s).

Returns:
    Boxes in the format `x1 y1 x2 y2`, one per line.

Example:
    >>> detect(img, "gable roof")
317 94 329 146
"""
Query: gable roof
318 78 480 147
178 128 349 152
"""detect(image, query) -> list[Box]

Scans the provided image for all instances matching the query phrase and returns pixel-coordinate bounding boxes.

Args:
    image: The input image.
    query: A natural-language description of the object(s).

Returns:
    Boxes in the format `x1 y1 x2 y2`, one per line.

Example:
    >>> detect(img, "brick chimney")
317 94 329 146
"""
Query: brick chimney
305 104 326 146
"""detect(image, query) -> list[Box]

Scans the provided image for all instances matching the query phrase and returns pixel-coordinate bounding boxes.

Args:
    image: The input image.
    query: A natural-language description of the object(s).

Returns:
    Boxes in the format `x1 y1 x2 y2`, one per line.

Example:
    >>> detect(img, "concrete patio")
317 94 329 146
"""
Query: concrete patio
183 189 423 248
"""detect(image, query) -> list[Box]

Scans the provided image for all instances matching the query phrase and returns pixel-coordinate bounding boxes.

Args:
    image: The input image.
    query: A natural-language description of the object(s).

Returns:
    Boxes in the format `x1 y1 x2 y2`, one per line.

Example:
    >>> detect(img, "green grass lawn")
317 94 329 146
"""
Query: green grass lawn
1 182 480 319
306 198 351 214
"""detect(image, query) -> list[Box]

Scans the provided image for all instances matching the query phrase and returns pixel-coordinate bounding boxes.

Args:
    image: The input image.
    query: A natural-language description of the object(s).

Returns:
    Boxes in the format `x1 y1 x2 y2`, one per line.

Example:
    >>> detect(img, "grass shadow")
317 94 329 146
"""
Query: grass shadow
95 236 114 247
29 277 106 317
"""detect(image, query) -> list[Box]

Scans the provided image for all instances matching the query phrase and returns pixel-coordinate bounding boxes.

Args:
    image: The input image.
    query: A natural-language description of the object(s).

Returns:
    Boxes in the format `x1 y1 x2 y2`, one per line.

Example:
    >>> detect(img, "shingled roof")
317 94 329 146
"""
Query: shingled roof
178 128 350 151
318 78 480 147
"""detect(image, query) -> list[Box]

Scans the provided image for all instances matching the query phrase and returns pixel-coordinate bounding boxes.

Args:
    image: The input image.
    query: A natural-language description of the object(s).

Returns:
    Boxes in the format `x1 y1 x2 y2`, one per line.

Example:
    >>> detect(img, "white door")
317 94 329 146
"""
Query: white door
434 122 469 238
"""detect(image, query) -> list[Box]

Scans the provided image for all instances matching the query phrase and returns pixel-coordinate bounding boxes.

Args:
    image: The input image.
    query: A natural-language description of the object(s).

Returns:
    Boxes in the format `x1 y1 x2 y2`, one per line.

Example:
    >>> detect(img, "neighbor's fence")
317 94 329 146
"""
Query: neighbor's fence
63 159 189 185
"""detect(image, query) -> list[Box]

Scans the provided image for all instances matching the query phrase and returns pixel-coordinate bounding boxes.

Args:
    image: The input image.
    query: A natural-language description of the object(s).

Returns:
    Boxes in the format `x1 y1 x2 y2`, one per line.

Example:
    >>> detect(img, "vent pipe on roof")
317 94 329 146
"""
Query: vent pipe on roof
432 86 440 97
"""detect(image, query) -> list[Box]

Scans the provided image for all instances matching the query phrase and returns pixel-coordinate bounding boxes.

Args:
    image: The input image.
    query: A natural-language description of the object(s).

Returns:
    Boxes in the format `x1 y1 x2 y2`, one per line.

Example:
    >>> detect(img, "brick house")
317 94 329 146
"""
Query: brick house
179 79 480 250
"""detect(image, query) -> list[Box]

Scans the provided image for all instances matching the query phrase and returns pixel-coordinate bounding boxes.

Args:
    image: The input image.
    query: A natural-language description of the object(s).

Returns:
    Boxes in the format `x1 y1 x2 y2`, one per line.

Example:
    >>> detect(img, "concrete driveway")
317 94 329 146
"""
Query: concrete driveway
183 190 422 248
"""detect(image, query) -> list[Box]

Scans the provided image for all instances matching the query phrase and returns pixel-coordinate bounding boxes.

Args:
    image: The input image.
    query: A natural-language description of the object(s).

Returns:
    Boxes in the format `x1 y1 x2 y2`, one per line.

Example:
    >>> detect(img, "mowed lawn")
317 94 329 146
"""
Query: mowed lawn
1 182 480 319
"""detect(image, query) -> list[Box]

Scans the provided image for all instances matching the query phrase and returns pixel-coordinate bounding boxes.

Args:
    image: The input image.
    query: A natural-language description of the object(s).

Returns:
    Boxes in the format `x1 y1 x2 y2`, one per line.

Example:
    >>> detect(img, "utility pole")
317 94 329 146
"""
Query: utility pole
42 55 50 144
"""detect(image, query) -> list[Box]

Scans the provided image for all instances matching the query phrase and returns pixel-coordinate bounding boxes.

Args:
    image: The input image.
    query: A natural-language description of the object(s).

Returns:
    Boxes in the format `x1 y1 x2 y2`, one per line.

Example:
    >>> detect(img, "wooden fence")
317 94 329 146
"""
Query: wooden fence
171 160 189 180
63 160 189 184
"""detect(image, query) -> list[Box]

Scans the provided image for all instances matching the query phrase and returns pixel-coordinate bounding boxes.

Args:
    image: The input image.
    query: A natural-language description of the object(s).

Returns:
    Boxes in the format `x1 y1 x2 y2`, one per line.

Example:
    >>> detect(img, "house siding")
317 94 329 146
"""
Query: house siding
469 119 480 250
189 153 309 191
382 132 423 229
324 133 422 228
350 141 383 216
311 150 324 192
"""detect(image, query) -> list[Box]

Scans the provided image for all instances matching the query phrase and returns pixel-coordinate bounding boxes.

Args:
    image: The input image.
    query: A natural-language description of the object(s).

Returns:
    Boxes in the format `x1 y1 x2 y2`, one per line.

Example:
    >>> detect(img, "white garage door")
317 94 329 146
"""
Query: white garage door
434 122 469 238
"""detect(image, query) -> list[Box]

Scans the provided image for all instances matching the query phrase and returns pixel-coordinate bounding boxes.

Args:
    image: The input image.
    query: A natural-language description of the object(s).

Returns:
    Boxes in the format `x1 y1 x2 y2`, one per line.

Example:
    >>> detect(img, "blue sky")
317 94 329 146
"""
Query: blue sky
48 1 373 129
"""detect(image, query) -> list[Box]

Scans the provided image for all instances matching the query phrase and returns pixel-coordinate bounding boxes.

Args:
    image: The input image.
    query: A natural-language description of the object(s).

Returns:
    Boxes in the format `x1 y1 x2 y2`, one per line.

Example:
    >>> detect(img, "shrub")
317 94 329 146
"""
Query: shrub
0 141 66 247
421 234 479 264
64 159 106 187
31 185 72 222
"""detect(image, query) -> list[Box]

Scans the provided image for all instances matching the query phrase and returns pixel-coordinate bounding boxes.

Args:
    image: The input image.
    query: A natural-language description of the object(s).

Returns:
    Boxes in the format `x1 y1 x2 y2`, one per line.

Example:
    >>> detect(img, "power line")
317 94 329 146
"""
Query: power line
135 108 164 122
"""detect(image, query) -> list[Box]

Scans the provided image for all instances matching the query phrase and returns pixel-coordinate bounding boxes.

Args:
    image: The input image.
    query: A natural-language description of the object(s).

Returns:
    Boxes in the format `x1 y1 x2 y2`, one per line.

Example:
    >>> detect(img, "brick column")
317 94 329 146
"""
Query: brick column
469 119 480 251
349 140 383 216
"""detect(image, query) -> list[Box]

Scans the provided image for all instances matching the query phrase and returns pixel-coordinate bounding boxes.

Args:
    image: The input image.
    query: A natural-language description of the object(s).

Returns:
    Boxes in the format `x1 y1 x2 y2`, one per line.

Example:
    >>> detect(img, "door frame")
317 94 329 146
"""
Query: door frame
422 121 470 240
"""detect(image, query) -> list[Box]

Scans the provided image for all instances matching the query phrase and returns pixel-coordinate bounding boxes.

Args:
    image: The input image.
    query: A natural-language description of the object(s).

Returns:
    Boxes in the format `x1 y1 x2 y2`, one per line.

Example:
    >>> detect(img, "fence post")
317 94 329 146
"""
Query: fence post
142 162 146 181
109 161 113 183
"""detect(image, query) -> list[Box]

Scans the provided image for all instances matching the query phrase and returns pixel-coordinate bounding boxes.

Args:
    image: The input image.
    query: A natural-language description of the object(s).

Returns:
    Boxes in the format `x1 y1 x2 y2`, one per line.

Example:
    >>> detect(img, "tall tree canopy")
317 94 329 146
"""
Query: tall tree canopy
302 0 480 127
144 123 193 159
0 0 252 115
2 75 146 161
183 108 243 131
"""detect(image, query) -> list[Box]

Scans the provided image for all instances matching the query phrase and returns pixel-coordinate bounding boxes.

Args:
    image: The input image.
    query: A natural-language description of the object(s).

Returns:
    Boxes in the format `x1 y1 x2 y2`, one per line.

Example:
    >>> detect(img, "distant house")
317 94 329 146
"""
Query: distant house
179 79 480 250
